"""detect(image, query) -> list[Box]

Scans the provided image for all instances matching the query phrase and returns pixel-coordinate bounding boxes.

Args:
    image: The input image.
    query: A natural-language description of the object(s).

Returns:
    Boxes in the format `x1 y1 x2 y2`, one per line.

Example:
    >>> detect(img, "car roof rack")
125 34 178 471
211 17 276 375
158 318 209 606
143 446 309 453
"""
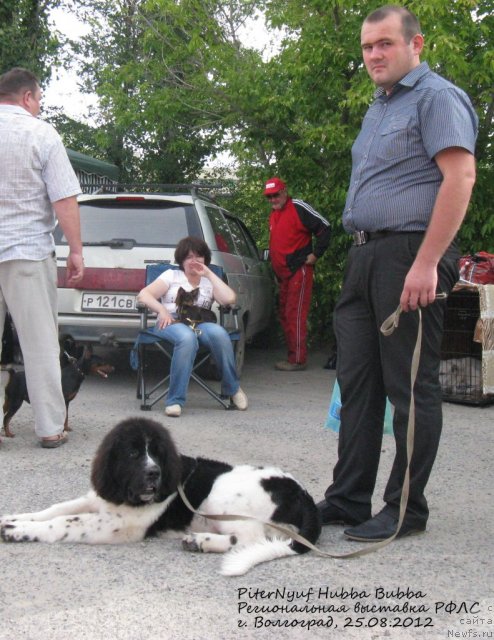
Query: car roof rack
79 182 230 201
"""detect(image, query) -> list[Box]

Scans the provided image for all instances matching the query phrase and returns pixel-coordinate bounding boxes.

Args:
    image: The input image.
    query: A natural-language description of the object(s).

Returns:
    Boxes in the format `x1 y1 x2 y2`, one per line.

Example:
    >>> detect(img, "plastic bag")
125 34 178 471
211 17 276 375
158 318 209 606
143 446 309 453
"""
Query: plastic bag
324 379 393 434
459 252 494 285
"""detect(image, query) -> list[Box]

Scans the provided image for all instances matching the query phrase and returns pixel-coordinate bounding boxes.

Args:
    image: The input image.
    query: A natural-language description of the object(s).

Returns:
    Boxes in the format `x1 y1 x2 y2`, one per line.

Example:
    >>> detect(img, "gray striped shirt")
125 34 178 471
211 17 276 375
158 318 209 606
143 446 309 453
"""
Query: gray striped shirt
0 105 81 262
343 62 478 233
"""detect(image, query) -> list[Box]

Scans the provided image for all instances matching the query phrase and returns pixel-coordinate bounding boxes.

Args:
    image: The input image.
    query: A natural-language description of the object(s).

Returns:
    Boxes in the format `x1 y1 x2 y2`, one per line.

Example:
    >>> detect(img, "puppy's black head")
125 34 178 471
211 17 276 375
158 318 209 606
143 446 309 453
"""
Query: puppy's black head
176 287 199 310
91 418 181 506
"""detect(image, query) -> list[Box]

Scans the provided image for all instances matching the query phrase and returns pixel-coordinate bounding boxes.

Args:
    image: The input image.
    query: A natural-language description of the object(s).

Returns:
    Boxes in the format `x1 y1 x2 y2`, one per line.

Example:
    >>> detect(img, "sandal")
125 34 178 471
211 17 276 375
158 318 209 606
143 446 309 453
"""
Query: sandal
40 433 68 449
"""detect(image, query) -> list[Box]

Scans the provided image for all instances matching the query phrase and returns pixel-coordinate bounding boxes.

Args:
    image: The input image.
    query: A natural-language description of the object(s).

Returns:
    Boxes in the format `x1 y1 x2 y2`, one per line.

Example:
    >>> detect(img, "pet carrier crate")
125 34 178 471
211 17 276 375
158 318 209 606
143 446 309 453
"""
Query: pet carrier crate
440 284 494 405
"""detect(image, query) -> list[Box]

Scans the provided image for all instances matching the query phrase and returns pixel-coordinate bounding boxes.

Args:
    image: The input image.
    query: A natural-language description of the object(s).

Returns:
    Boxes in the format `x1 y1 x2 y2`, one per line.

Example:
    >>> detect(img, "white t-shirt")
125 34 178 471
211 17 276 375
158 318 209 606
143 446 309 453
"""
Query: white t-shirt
158 268 214 313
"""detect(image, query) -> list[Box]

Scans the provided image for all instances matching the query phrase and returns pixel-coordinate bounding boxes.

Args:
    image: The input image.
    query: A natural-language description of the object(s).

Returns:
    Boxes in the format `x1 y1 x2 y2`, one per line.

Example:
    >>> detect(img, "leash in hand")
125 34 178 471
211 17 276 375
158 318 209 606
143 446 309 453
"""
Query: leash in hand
178 293 448 560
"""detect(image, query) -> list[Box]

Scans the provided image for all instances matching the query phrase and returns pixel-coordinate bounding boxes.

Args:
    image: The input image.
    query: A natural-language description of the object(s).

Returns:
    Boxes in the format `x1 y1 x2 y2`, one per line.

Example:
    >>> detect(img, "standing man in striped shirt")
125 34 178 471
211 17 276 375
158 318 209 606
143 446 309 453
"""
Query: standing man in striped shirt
0 68 84 448
264 177 330 371
317 6 478 540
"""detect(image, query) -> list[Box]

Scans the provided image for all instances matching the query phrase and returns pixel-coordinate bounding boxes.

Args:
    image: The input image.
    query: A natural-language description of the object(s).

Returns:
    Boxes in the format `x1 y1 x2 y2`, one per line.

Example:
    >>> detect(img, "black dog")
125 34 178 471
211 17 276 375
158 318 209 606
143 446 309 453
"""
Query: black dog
2 346 114 438
175 287 217 328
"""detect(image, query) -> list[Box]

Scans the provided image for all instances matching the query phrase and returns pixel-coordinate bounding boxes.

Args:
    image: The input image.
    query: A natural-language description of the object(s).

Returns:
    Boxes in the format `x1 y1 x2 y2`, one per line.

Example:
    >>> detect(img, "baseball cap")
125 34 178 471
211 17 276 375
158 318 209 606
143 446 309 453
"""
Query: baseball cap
263 177 286 195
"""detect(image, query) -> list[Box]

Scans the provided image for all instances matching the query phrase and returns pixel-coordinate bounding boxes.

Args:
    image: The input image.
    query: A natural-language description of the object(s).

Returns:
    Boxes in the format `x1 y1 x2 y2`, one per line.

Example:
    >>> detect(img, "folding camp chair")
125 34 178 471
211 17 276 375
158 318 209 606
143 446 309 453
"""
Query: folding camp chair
131 263 241 411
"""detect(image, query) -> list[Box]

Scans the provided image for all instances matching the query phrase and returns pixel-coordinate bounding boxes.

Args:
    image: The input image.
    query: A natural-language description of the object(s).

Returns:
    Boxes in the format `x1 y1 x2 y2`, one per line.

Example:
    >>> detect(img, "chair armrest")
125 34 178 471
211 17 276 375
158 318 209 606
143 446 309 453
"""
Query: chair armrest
218 304 241 331
218 304 240 314
136 302 156 331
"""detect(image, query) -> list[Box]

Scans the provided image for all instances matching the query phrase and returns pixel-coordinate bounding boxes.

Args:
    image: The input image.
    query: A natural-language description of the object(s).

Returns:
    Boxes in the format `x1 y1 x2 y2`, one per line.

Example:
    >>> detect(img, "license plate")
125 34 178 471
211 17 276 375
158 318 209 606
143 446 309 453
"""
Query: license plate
81 292 137 313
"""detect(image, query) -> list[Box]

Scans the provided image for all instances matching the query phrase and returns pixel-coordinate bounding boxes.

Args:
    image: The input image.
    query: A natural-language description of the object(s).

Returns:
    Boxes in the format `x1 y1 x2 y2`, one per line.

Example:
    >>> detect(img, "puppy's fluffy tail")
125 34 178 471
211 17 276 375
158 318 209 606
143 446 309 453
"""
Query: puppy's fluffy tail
220 538 297 576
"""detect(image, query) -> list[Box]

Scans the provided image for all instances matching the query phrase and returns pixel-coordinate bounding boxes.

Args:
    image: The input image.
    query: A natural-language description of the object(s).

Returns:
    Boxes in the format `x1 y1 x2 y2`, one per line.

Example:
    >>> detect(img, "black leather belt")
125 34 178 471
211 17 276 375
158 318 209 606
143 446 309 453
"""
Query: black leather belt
352 231 424 246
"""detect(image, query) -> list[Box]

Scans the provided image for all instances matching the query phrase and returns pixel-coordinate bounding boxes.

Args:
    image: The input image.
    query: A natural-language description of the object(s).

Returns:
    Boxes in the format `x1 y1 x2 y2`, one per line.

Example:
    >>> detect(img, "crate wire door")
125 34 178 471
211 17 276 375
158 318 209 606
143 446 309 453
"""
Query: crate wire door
440 285 494 406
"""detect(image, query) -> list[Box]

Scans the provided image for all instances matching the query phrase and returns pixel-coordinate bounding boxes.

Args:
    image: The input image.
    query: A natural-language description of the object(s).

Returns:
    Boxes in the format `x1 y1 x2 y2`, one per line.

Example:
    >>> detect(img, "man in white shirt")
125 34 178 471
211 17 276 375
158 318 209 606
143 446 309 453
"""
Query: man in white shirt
0 67 84 448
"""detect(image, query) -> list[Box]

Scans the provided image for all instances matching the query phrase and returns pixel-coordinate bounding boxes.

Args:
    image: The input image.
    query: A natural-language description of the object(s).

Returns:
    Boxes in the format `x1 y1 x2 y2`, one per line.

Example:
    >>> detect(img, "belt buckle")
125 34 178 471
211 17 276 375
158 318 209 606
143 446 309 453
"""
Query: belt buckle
353 231 369 246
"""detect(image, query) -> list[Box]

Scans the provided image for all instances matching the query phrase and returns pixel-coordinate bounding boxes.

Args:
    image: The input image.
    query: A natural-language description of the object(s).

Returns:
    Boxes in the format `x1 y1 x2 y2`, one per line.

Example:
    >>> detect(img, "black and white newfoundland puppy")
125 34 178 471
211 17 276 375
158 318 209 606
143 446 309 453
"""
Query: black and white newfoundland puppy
0 418 321 575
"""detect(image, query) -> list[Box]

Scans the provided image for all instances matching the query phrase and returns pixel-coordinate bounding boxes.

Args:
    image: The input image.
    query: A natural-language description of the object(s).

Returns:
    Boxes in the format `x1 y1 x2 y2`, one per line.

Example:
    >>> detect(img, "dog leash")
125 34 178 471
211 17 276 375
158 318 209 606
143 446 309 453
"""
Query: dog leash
178 294 446 560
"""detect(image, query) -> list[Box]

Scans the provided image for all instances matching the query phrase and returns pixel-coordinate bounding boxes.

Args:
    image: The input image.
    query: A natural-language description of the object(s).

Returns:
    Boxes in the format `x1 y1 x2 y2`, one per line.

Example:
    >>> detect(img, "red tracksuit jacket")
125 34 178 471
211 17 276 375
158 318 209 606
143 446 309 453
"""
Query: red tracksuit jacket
269 198 331 279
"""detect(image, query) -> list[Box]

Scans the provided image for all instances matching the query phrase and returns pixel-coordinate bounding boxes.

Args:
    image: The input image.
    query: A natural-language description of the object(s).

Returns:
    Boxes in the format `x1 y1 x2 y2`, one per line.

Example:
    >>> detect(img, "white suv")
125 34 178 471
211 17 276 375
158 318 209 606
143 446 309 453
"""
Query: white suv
55 189 274 371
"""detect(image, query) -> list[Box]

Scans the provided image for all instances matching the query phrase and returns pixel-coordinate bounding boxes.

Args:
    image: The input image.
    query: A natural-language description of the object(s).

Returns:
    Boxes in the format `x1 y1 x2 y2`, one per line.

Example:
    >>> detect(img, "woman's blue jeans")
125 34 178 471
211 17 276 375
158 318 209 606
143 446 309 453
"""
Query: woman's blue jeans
152 322 240 407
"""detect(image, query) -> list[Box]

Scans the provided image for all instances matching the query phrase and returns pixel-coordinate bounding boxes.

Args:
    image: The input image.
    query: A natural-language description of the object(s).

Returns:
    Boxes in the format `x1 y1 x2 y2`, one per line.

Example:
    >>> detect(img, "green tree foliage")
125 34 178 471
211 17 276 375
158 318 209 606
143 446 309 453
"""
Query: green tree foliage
63 0 149 176
51 0 493 343
226 0 494 341
407 0 494 252
64 0 262 180
228 1 375 339
0 0 62 81
46 108 113 157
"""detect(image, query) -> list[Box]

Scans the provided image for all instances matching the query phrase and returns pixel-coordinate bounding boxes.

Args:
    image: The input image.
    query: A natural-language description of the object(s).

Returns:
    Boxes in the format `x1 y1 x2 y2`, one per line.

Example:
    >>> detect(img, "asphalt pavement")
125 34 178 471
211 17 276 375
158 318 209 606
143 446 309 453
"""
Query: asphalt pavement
0 346 493 640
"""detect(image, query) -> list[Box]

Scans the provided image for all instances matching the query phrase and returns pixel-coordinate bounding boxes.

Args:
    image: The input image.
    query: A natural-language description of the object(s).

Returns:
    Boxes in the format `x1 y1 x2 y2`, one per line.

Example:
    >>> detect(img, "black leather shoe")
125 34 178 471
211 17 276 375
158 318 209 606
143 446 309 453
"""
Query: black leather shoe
316 500 367 526
344 510 426 542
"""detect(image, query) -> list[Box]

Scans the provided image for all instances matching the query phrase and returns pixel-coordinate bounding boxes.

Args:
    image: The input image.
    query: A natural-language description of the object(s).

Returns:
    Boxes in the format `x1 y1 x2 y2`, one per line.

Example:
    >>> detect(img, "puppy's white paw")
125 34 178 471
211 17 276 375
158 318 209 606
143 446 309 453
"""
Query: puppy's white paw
182 534 202 552
1 523 29 543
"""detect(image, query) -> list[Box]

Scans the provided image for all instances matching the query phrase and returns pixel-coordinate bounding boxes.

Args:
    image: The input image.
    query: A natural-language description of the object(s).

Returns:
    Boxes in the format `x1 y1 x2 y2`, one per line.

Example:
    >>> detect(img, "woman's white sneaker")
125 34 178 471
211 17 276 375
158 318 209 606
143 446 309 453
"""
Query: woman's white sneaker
165 404 182 417
232 388 248 410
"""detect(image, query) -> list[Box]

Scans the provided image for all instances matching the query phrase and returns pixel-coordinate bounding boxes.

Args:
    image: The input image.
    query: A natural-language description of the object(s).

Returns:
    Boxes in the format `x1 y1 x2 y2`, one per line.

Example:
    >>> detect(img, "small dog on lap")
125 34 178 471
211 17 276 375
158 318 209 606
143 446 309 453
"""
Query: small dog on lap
175 287 217 327
0 417 321 575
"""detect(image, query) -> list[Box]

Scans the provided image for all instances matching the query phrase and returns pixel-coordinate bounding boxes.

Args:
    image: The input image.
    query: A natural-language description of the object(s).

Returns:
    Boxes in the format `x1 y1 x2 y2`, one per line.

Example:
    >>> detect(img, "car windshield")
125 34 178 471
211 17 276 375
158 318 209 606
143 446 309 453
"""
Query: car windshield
54 200 202 246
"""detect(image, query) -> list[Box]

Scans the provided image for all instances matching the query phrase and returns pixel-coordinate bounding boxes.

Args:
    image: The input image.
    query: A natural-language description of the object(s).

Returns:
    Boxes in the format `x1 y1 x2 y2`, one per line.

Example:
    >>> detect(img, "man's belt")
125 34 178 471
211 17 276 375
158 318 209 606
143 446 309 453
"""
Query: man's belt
352 230 424 246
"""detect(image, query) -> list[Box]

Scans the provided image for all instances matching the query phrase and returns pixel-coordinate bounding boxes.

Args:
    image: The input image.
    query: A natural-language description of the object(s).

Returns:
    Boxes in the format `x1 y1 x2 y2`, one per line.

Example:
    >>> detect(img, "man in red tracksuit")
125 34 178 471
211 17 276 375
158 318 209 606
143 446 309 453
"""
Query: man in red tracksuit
265 177 331 371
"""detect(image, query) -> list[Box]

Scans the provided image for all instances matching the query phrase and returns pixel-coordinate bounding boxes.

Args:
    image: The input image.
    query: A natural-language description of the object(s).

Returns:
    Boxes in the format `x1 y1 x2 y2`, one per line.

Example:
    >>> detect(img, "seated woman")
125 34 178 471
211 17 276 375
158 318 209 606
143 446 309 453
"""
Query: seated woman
137 236 248 417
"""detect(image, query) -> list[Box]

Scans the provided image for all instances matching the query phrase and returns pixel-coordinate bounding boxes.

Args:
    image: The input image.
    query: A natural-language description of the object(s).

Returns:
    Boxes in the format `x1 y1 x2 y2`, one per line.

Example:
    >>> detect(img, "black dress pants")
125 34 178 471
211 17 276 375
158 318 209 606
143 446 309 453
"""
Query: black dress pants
324 233 459 526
